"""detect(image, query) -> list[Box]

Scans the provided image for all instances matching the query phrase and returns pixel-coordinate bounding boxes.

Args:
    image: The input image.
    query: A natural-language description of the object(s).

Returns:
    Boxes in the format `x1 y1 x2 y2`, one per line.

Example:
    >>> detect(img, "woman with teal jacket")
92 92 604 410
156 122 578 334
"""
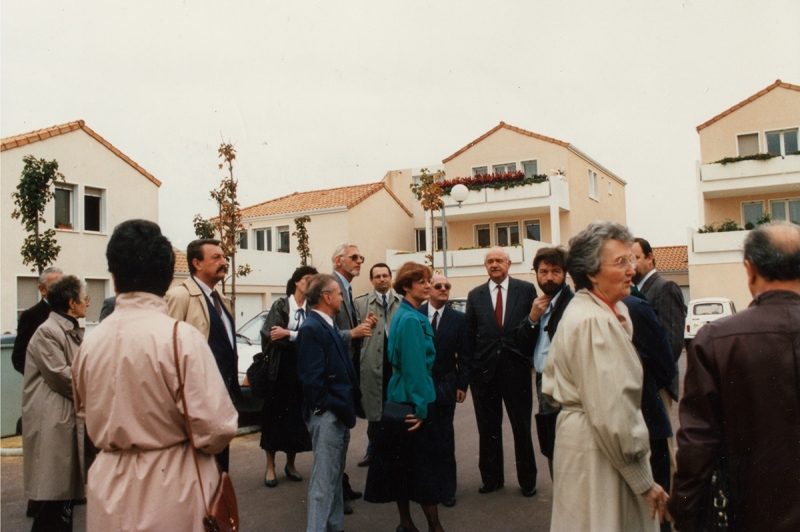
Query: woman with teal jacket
364 261 445 532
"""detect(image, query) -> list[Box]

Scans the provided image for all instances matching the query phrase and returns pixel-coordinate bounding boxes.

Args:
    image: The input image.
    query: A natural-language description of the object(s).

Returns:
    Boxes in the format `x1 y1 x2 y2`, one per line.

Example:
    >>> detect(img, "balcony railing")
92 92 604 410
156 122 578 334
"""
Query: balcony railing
699 154 800 198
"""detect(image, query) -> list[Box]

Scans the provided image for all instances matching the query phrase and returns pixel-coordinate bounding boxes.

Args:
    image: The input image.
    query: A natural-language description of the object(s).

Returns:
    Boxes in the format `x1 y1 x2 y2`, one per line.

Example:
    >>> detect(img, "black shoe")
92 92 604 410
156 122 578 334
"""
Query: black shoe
396 526 415 532
442 497 456 507
478 483 503 494
26 500 40 518
357 454 372 467
264 472 277 488
343 503 353 515
522 486 537 497
284 465 303 482
343 479 362 501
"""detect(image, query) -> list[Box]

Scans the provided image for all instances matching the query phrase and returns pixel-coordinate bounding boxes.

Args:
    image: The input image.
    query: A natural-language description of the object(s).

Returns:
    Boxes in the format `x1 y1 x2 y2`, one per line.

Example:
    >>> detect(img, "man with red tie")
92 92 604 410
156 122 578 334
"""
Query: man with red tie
465 247 539 497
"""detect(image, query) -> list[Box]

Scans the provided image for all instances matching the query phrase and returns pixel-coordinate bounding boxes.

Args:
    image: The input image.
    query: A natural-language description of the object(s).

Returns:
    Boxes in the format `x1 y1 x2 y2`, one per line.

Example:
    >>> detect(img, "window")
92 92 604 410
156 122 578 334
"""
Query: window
415 229 427 252
85 279 106 323
493 163 516 174
254 228 271 251
770 198 800 224
238 231 248 249
588 170 599 201
433 227 444 252
496 222 520 246
475 224 490 247
766 128 799 156
17 277 39 320
608 181 613 195
54 186 75 229
472 166 488 176
277 226 290 253
742 201 764 228
737 133 759 157
522 160 538 178
524 220 541 241
83 187 104 232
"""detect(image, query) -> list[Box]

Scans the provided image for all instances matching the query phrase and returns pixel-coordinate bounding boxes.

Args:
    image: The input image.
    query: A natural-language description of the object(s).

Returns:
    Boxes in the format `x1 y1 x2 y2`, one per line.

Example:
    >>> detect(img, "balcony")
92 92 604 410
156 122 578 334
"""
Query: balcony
699 154 800 199
688 228 749 266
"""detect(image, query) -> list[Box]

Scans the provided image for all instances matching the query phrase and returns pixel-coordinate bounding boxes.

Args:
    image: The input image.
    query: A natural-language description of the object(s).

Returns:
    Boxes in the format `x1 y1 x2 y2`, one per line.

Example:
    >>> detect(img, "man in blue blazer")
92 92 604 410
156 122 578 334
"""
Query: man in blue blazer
297 274 362 532
420 274 472 507
466 247 539 497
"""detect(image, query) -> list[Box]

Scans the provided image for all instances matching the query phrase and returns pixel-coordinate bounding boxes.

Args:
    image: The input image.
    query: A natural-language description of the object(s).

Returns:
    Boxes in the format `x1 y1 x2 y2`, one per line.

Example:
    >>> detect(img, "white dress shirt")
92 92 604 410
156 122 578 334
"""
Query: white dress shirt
488 277 510 326
312 309 334 327
636 269 656 291
287 294 307 342
192 275 234 346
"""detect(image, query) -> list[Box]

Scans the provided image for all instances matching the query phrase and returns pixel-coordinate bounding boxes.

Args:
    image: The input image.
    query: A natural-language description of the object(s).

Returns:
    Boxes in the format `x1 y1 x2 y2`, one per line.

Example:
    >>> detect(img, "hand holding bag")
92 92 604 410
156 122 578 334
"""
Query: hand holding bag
173 322 240 532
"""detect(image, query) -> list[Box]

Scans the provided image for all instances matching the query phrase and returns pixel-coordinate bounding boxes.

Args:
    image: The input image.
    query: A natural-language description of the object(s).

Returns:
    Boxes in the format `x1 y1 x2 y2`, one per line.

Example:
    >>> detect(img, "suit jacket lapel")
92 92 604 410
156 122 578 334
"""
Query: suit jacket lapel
503 278 520 332
436 306 455 339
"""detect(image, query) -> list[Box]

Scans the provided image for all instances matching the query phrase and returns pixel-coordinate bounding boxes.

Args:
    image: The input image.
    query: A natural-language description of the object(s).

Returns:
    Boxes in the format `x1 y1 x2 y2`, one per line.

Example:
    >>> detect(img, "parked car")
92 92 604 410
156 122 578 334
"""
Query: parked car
235 309 269 413
685 298 737 344
446 297 467 313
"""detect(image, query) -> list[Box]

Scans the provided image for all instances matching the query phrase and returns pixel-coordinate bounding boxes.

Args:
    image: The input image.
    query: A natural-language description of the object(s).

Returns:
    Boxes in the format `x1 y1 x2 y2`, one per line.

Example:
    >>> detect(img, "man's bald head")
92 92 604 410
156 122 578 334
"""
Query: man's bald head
744 222 800 283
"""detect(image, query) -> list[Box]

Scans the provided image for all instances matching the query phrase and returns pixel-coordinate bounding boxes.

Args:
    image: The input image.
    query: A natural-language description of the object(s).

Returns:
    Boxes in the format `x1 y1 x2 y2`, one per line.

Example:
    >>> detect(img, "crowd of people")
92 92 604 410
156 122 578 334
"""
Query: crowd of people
11 217 800 532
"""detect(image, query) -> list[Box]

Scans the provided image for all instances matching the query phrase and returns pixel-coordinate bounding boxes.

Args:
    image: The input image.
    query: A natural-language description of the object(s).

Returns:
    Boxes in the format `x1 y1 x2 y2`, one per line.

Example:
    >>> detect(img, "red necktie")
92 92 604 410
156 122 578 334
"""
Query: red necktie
495 286 503 330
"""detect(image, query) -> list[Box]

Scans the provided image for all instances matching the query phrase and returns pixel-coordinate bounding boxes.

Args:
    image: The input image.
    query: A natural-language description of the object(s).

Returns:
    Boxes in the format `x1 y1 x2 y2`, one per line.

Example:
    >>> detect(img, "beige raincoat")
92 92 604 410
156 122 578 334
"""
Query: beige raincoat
73 292 238 532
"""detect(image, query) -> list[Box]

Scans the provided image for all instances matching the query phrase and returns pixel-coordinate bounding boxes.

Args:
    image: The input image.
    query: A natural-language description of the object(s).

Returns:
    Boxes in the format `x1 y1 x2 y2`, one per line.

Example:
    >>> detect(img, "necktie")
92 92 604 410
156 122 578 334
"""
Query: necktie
382 294 388 316
348 286 356 327
432 310 438 333
212 291 223 316
295 308 305 329
495 285 503 330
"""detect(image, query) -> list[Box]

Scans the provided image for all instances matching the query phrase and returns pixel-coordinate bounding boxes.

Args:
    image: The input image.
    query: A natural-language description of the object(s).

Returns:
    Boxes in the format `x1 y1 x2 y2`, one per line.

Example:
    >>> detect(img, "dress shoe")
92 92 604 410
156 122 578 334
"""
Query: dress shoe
442 497 456 507
264 472 277 488
522 486 537 497
343 503 353 515
284 465 303 482
357 454 372 467
343 479 362 501
478 483 503 494
396 526 417 532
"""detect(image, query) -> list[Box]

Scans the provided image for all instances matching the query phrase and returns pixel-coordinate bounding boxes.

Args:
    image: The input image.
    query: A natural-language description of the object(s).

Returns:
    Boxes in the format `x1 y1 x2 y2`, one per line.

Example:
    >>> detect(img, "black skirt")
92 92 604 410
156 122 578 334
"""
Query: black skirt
259 348 312 454
364 403 442 505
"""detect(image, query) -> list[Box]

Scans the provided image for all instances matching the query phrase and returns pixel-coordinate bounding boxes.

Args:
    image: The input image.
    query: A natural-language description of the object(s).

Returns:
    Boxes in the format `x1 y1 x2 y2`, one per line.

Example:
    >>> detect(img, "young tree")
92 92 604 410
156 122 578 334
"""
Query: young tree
192 213 216 240
207 141 251 322
11 155 65 273
410 168 445 268
293 215 312 266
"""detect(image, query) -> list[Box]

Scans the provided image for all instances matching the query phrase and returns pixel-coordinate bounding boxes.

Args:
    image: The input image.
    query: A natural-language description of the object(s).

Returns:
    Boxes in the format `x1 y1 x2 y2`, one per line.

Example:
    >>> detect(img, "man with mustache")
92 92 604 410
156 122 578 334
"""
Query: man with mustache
528 247 574 479
166 238 241 472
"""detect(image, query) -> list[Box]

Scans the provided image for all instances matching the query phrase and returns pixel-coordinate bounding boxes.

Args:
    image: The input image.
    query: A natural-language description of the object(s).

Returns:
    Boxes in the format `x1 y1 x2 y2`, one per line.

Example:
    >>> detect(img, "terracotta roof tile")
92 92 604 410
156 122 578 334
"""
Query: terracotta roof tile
653 245 688 272
238 182 411 219
442 121 570 164
696 80 800 132
1 120 162 187
174 248 189 273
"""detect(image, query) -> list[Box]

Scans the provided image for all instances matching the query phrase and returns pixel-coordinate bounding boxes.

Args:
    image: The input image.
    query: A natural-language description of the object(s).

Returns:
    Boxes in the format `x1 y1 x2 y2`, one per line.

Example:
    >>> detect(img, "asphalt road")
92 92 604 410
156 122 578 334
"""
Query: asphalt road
1 357 685 532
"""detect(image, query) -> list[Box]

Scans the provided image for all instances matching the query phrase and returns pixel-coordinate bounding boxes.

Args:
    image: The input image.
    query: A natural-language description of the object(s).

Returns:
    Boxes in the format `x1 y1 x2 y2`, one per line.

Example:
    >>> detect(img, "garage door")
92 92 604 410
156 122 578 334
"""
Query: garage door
233 294 264 325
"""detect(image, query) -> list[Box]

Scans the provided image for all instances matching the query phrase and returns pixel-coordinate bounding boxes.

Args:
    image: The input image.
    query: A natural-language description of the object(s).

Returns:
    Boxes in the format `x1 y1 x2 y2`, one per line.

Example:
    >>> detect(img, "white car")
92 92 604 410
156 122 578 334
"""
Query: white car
685 298 737 341
235 309 270 412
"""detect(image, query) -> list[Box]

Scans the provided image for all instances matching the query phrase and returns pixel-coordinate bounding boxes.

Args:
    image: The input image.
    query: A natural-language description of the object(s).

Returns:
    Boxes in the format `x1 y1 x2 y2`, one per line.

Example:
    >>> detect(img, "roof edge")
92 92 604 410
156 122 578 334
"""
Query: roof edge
567 145 626 185
442 122 570 164
696 79 800 132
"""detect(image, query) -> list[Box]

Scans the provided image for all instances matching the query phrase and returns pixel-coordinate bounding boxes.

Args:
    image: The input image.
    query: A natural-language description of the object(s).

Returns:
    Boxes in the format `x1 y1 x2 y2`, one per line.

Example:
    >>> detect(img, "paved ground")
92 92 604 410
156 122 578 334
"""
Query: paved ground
1 358 685 532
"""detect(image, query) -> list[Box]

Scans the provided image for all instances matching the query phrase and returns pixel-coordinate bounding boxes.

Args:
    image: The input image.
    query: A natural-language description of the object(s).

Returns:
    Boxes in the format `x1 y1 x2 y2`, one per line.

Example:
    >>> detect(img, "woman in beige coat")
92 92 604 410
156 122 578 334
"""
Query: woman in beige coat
542 222 670 532
72 220 238 532
23 275 90 532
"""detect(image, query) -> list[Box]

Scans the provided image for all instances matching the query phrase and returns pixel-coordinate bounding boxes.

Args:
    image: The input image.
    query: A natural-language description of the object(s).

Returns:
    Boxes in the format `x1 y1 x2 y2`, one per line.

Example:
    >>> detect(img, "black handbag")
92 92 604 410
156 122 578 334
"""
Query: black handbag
382 402 415 422
246 352 269 399
534 410 559 459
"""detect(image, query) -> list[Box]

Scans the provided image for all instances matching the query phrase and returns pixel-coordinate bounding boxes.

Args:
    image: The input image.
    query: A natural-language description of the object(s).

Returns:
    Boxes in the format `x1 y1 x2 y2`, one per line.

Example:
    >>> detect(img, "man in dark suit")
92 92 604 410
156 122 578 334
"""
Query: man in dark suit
465 247 539 497
420 274 472 507
165 239 240 472
528 247 574 479
12 267 63 374
632 237 686 402
297 274 362 532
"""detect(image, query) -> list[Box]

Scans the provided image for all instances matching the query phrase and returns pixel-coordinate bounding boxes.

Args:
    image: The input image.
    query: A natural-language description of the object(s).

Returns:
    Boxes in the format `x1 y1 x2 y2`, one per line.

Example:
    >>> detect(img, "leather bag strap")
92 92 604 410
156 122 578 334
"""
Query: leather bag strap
173 321 209 513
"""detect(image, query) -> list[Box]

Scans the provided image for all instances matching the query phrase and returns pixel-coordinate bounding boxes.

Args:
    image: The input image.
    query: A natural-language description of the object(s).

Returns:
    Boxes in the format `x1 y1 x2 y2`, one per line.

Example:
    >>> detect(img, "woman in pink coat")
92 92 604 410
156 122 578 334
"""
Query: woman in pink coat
73 220 238 531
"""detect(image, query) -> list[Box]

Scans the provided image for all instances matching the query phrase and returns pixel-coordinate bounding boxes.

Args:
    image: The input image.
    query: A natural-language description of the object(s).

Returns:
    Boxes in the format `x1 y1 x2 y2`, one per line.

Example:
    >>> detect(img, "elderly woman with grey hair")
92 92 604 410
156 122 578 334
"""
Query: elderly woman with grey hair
542 221 670 531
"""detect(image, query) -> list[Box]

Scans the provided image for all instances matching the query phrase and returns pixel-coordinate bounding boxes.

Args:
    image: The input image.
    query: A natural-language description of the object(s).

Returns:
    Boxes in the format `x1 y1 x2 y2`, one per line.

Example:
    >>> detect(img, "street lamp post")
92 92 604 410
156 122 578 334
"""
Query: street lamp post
441 184 470 279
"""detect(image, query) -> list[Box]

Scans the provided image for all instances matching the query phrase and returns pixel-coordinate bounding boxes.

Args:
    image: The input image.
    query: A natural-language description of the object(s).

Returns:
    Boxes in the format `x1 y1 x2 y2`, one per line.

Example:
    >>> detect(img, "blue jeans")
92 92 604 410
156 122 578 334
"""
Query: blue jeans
306 411 350 532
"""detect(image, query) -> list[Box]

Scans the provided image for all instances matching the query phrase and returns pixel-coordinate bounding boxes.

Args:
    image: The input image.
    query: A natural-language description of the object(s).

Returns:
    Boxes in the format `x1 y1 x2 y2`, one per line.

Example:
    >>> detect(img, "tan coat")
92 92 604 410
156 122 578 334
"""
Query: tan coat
22 312 86 500
73 292 238 532
164 277 232 339
543 290 657 532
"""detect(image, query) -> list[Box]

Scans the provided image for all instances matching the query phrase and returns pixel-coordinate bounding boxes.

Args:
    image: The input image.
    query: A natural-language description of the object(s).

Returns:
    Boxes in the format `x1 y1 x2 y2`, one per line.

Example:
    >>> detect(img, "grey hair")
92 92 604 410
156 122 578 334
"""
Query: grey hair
305 274 338 308
38 266 63 287
484 246 511 263
743 221 800 282
331 243 355 266
47 275 84 313
567 221 633 291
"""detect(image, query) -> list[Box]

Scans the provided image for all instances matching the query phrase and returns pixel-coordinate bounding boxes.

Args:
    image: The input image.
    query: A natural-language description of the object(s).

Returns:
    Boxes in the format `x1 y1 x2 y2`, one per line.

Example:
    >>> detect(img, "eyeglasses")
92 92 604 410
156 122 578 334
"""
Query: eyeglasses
605 254 637 270
433 283 451 290
347 254 365 263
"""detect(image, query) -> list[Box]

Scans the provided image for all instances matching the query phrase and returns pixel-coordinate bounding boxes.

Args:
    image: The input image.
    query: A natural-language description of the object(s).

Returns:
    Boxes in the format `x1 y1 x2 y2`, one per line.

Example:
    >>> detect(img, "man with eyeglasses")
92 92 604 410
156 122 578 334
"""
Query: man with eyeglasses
527 247 574 480
419 274 472 507
353 263 402 468
330 243 377 510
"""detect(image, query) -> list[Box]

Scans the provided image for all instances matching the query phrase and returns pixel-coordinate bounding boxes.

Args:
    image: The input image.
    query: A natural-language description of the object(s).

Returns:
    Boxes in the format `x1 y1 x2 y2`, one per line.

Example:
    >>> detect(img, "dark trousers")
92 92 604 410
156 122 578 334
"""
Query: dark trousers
650 437 671 532
433 401 457 500
31 500 74 532
472 353 537 490
215 445 230 473
366 420 381 456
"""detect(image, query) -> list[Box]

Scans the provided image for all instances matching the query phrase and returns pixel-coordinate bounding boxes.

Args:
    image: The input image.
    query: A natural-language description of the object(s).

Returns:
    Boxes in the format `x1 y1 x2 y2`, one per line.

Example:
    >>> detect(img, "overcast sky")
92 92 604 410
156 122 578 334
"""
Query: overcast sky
3 1 799 250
